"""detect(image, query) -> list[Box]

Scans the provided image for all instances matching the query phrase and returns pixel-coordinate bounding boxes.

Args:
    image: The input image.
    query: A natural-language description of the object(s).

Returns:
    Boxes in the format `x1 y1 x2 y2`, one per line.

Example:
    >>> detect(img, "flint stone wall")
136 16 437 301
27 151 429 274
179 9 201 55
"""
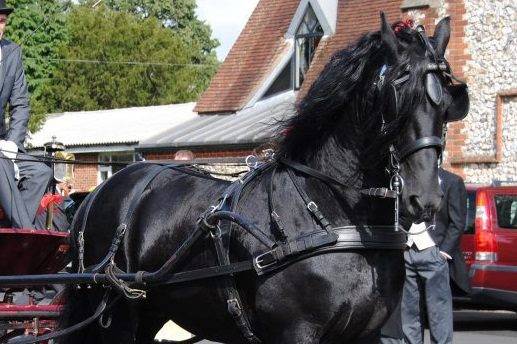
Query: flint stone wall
461 0 516 184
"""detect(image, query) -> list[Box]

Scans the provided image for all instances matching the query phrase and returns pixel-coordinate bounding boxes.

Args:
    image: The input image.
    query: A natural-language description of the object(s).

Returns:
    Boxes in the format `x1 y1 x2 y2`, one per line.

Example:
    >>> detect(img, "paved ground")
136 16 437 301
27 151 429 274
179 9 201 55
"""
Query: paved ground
426 309 517 344
157 309 517 343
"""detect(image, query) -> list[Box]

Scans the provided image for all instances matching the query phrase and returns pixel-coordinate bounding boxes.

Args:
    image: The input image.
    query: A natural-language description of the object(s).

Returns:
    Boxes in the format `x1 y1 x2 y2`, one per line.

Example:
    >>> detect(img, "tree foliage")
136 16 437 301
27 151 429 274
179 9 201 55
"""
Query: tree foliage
45 4 218 112
3 0 219 130
5 0 69 132
101 0 219 61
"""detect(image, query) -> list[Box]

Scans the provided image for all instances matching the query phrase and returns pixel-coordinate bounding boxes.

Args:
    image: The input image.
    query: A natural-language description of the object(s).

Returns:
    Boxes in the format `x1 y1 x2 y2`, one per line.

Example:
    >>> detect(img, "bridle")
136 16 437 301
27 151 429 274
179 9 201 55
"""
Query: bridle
374 25 470 230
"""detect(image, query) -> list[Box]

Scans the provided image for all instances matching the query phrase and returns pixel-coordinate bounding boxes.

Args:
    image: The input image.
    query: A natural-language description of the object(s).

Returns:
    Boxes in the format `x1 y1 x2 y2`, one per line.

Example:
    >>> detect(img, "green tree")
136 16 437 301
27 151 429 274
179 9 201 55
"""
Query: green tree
46 4 218 112
100 0 219 63
5 0 69 132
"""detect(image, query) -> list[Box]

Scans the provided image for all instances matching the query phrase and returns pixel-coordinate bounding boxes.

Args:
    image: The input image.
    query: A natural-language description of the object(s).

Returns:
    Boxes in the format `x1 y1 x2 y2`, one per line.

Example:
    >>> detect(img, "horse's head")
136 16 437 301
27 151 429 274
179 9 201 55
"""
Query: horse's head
377 14 469 222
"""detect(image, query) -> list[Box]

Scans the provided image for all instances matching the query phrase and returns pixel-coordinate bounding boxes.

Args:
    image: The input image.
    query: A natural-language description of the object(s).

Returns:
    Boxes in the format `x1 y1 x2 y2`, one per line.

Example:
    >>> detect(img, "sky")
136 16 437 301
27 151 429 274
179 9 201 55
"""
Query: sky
196 0 260 61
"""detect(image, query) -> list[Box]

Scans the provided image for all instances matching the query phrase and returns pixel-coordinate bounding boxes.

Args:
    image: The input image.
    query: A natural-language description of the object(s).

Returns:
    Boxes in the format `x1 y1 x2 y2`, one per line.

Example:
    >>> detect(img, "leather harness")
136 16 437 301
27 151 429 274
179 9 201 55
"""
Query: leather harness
13 24 472 344
70 158 406 344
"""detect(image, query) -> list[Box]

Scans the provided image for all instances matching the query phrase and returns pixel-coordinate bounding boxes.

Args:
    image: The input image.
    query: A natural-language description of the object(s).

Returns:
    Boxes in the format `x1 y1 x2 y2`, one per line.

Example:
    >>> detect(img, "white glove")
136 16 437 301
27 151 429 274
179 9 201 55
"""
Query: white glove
0 140 20 179
0 140 18 159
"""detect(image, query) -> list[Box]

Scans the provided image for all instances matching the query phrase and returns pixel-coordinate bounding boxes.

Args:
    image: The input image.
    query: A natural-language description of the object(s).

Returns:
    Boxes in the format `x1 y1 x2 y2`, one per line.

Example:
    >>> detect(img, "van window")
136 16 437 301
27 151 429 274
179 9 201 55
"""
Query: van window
465 191 476 234
495 195 517 229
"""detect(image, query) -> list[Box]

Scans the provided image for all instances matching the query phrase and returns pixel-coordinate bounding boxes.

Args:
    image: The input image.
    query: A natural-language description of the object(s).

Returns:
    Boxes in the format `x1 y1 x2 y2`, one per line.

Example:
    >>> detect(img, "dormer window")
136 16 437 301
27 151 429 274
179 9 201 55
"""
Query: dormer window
258 3 327 101
294 4 323 89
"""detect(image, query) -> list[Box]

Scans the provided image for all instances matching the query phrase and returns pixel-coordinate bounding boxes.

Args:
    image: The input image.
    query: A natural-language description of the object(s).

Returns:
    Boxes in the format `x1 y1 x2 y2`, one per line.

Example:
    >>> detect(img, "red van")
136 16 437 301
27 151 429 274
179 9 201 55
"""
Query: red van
460 184 517 310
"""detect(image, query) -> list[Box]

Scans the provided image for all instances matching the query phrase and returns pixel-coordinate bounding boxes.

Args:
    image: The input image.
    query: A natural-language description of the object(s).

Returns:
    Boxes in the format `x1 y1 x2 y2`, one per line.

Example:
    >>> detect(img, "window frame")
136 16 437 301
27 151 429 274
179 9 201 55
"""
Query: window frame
293 4 324 90
97 152 135 184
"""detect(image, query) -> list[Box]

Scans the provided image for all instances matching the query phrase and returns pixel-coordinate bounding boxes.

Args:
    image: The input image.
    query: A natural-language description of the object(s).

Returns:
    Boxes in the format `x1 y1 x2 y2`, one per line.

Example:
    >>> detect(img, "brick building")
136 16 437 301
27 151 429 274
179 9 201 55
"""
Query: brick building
29 103 197 191
141 0 515 184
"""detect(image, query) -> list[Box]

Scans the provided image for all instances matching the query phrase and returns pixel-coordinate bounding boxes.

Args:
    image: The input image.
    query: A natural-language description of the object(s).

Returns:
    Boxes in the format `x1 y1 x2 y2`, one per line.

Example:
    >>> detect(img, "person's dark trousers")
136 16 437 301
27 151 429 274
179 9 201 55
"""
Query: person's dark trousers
380 335 404 344
0 152 52 228
402 245 453 344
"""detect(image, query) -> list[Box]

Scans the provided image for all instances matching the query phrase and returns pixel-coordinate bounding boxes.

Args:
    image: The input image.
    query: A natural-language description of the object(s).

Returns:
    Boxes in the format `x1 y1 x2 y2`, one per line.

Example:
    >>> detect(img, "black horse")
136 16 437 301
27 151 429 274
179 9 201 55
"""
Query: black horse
60 15 466 344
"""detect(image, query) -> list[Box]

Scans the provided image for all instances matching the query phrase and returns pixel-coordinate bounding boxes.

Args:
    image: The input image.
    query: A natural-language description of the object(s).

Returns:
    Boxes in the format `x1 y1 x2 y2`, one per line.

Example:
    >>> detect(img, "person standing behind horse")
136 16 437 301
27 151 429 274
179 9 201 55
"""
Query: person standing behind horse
0 0 52 229
400 168 469 344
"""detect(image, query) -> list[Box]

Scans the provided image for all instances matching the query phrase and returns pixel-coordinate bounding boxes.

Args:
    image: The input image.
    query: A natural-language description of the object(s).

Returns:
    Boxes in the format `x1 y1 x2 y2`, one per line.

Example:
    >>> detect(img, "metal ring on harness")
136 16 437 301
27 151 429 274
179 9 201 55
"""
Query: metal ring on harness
390 174 404 195
99 313 112 328
245 155 259 169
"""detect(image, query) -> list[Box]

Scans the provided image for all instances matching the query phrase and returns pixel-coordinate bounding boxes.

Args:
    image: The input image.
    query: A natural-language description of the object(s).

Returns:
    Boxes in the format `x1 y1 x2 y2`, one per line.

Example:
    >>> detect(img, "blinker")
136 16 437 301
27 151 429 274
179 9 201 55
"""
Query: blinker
425 73 443 106
445 83 469 122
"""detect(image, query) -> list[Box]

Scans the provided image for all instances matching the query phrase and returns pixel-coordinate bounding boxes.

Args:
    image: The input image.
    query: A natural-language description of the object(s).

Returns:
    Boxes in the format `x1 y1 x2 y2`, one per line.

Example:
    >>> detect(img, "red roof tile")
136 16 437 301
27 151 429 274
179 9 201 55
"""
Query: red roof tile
195 0 301 113
196 0 404 113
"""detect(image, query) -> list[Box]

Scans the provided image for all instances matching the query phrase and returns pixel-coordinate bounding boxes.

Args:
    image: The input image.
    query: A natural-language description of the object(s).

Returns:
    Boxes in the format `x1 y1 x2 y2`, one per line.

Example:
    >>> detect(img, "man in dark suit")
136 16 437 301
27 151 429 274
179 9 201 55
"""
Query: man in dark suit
0 0 52 229
400 168 469 344
381 168 469 344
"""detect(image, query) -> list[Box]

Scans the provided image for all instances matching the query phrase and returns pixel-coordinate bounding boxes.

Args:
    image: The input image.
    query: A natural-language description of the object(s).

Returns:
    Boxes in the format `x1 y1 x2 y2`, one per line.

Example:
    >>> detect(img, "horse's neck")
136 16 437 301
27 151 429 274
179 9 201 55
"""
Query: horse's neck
302 135 390 225
307 135 364 189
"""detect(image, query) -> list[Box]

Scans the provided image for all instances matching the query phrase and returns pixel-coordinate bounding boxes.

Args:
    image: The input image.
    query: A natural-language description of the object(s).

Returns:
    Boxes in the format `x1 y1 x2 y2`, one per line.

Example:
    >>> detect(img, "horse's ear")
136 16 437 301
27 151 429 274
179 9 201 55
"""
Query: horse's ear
433 17 451 57
380 12 398 64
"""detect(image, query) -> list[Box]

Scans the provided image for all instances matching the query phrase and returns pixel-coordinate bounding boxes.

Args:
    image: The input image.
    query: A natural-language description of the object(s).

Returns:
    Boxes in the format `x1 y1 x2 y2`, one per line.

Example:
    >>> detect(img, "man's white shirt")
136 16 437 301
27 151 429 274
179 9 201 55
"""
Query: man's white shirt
405 174 452 260
406 222 435 250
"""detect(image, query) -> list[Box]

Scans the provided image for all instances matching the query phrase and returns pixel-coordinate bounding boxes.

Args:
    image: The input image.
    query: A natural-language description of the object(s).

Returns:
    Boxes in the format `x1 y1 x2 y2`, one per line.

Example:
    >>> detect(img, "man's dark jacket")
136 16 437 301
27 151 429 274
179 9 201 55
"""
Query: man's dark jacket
0 39 30 151
381 169 470 339
427 168 470 293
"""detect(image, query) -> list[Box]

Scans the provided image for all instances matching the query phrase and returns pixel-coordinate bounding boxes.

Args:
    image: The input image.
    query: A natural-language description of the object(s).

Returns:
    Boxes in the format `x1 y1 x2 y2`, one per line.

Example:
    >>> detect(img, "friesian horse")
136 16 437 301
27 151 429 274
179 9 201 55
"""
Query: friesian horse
60 15 464 344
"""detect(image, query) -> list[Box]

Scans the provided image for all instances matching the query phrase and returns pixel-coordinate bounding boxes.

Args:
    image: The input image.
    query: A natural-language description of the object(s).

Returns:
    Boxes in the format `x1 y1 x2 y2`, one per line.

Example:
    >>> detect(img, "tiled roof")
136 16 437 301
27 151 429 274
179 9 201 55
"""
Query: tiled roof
29 103 198 148
139 92 296 149
196 0 404 113
194 0 301 113
298 0 403 97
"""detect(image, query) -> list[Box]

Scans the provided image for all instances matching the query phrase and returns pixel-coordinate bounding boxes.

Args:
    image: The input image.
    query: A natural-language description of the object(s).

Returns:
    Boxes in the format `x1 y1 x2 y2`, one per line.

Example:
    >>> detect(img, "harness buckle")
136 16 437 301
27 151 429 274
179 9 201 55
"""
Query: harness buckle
253 250 278 271
307 201 318 213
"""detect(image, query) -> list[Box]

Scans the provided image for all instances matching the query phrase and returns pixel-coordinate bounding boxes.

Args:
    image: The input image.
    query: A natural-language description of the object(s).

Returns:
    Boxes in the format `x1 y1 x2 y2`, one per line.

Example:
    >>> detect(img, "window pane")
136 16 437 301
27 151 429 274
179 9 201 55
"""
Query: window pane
297 20 309 35
495 195 517 229
296 37 309 88
294 4 323 89
262 59 293 98
465 191 476 234
111 153 134 162
112 165 126 175
100 170 109 182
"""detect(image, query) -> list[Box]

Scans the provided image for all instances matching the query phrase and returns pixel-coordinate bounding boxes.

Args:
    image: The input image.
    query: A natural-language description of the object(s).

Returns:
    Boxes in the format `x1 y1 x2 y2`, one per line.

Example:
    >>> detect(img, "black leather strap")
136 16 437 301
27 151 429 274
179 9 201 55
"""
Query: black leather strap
280 158 396 199
86 164 170 273
212 218 261 343
360 187 398 199
267 166 288 241
391 136 443 162
286 168 334 234
254 230 338 273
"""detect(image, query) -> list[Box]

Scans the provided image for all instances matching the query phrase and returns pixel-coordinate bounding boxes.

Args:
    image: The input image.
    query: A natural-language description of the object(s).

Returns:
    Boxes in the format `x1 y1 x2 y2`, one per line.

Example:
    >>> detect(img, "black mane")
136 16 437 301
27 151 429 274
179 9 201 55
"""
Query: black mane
276 25 430 164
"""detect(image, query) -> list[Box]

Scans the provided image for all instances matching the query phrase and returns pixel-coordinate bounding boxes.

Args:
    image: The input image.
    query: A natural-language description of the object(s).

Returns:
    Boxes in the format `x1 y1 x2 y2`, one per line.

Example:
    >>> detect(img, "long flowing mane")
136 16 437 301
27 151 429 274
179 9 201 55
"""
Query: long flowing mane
277 24 430 164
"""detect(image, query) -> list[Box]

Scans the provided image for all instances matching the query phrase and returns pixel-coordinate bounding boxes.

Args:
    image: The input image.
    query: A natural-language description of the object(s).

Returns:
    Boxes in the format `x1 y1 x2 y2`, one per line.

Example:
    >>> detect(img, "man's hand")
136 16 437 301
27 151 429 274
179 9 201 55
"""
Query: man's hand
440 251 452 260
